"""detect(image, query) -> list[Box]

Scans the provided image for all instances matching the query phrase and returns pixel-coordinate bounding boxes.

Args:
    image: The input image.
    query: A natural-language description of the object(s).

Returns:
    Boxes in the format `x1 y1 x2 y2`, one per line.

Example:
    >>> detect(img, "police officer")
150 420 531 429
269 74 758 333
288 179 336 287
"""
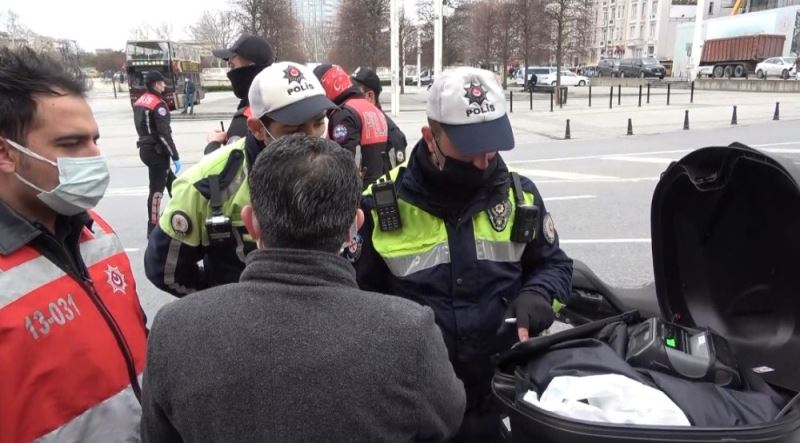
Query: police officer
314 64 390 187
205 34 274 155
351 66 408 165
134 70 181 238
352 67 573 442
144 62 335 296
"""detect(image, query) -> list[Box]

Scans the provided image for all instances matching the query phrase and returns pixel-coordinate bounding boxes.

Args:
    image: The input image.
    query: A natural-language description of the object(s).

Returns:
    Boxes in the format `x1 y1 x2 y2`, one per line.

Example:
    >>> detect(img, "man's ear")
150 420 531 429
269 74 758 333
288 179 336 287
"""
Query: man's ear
421 126 436 155
241 205 262 243
246 117 266 142
355 208 365 231
0 138 18 174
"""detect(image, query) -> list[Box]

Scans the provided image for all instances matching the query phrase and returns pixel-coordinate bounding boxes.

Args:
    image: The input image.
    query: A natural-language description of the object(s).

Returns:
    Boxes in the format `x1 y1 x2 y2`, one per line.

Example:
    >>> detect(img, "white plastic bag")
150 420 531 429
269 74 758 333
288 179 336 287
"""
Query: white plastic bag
522 373 691 426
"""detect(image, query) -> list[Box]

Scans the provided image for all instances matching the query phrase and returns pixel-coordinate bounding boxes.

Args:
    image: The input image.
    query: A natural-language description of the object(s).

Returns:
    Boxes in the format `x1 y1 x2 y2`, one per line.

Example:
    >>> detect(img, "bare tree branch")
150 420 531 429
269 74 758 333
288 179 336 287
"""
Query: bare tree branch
189 10 239 48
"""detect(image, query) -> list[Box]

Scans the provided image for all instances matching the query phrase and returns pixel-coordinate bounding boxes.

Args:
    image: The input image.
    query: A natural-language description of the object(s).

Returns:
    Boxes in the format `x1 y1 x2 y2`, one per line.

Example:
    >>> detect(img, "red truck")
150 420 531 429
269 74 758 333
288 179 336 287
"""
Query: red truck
700 34 785 78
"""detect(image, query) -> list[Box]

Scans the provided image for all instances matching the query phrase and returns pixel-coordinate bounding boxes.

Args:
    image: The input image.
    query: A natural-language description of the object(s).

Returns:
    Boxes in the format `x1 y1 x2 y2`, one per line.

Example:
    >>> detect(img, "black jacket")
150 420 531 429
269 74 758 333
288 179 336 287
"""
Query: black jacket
385 113 408 164
133 91 179 160
204 99 251 155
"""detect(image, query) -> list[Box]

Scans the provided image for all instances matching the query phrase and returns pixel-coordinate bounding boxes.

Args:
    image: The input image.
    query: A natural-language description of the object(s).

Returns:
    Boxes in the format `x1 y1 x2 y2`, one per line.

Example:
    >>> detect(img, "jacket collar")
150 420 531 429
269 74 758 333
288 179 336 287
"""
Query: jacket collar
241 248 358 289
0 199 91 255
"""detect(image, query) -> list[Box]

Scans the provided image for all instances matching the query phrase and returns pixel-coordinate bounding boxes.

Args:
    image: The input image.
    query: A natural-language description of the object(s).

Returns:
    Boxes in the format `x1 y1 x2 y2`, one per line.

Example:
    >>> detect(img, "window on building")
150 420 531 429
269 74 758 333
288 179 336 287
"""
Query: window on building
631 4 637 19
604 10 608 20
649 23 656 38
642 1 647 17
648 46 655 55
630 25 636 38
651 1 658 17
708 1 714 14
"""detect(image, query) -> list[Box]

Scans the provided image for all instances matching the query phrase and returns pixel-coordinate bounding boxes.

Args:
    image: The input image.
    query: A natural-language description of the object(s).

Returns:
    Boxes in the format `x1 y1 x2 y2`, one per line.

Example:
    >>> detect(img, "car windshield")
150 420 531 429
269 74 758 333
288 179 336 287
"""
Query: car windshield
642 58 658 65
782 57 796 64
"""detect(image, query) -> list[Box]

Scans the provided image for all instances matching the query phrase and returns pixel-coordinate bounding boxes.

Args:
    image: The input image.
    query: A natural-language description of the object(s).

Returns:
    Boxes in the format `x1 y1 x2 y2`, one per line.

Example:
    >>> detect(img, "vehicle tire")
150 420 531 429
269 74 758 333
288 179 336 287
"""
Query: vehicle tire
734 65 745 78
782 69 789 80
578 80 586 86
724 65 734 78
659 75 664 80
757 69 765 79
713 65 725 78
551 81 557 86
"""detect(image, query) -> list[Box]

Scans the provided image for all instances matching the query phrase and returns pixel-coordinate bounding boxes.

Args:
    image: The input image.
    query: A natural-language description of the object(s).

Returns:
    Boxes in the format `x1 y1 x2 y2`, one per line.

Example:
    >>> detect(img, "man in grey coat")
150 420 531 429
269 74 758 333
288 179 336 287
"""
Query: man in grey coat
140 134 466 442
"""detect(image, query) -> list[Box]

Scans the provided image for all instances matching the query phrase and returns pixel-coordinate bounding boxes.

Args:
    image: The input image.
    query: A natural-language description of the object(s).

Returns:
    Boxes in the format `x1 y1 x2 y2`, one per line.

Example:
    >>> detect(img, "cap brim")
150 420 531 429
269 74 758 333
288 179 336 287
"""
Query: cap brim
212 48 234 60
440 114 515 155
265 95 337 126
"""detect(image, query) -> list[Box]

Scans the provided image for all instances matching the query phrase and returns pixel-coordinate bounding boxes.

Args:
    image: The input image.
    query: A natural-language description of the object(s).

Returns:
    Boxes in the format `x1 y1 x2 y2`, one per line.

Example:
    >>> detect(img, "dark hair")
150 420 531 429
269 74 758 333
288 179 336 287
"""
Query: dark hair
0 46 87 143
248 134 362 252
427 118 443 136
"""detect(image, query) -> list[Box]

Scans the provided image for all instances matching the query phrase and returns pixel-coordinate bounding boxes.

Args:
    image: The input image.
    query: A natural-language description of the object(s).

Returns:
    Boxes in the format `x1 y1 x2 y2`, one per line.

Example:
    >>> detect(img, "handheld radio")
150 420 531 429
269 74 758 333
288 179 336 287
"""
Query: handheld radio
204 175 234 246
510 172 539 243
373 152 402 232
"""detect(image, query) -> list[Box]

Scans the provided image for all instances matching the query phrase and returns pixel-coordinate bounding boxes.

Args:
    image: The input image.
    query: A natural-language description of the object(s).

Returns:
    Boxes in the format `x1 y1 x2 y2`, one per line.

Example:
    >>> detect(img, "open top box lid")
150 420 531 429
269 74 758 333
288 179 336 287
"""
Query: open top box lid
651 143 800 392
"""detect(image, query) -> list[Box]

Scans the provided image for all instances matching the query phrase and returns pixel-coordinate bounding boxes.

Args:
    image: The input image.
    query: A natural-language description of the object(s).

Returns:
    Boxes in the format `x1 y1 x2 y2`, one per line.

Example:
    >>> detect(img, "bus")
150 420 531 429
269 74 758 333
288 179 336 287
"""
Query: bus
125 40 205 110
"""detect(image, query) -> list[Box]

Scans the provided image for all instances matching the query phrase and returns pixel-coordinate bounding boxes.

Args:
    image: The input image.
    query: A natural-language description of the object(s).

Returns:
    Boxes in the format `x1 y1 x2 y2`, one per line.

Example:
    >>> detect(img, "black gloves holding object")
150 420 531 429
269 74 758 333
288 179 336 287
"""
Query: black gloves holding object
502 290 555 341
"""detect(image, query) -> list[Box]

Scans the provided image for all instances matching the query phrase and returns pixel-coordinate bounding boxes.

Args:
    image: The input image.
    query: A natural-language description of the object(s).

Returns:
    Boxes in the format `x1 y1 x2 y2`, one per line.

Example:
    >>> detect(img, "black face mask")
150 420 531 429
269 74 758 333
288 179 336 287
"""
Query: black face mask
227 64 265 99
433 138 498 189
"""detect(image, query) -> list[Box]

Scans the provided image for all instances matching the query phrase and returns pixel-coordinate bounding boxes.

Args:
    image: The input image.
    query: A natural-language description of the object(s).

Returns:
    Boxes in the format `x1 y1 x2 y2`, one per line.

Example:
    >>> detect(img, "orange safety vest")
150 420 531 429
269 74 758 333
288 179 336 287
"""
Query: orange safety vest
0 211 147 443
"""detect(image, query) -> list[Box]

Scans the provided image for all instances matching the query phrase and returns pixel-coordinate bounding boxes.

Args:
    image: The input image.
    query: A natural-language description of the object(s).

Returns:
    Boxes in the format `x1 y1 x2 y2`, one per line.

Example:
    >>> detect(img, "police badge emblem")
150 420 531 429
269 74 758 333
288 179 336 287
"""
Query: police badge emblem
488 199 511 232
342 234 363 262
543 212 557 244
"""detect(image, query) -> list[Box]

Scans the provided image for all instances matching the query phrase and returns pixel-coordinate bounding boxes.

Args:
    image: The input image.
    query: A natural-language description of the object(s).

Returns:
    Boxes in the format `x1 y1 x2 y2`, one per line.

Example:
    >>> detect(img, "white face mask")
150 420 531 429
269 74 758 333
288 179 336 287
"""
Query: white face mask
261 122 278 143
6 139 110 216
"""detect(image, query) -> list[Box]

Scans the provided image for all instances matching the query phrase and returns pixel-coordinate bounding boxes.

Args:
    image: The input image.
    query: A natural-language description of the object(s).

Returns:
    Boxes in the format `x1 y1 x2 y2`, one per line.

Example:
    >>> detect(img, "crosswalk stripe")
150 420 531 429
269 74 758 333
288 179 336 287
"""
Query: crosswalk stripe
603 156 674 164
516 169 617 181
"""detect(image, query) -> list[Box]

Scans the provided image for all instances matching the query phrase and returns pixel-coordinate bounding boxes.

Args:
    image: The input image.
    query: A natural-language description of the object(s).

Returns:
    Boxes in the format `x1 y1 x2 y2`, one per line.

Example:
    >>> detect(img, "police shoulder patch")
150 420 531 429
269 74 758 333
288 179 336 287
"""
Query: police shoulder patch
170 211 192 236
543 212 557 245
158 106 168 117
333 124 348 143
488 199 511 232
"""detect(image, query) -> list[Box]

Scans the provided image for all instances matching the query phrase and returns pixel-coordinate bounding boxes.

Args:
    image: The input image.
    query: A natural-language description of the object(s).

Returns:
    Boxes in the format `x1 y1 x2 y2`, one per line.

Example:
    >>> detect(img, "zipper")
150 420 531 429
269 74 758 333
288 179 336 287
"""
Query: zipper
42 232 143 404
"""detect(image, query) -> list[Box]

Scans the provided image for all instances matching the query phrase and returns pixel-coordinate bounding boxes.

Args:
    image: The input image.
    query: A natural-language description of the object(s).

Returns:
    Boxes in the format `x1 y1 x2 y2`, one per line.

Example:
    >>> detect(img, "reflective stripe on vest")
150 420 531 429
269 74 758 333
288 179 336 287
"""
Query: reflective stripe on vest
344 98 388 146
366 170 534 277
0 211 146 443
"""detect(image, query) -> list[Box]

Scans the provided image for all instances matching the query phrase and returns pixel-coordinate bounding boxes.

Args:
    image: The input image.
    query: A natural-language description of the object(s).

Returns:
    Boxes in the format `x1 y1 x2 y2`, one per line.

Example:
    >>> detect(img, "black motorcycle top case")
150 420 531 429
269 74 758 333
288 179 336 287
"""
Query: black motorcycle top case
493 143 800 442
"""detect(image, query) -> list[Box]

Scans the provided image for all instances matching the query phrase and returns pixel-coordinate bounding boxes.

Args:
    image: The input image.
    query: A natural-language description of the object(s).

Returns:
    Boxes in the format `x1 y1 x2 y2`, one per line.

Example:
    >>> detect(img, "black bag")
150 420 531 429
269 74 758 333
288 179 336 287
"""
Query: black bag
493 143 800 442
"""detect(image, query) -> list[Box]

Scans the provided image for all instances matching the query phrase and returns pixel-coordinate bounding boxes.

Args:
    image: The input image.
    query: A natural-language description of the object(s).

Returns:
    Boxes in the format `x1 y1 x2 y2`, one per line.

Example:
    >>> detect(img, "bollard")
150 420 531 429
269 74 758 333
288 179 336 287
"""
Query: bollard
588 85 592 107
559 88 564 109
690 81 695 104
609 86 613 109
683 110 690 130
509 90 513 113
774 102 780 121
617 84 621 106
530 90 533 110
731 105 738 125
550 90 554 112
647 84 651 104
638 85 642 107
565 119 571 140
667 83 671 106
112 77 118 99
627 118 633 136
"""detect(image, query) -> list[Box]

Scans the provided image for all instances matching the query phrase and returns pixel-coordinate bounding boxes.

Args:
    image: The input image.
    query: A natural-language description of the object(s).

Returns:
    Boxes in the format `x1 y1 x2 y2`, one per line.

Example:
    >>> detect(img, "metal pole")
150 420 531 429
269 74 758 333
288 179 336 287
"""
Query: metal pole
416 26 421 89
433 0 443 77
689 0 708 81
588 85 592 107
509 91 513 113
638 85 642 107
690 81 695 103
647 84 651 104
617 84 621 106
559 88 564 109
609 86 613 109
529 89 533 110
667 83 671 105
550 90 554 112
390 0 400 117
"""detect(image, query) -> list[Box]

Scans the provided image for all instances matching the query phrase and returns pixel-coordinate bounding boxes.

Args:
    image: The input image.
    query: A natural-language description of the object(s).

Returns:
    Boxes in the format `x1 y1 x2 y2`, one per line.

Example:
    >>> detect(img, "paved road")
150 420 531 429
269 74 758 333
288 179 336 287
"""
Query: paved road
88 88 800 324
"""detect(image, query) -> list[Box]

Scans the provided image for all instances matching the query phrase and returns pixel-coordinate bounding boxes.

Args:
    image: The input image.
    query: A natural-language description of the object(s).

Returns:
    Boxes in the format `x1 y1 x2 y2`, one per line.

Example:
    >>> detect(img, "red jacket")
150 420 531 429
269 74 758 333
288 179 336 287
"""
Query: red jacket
0 210 147 443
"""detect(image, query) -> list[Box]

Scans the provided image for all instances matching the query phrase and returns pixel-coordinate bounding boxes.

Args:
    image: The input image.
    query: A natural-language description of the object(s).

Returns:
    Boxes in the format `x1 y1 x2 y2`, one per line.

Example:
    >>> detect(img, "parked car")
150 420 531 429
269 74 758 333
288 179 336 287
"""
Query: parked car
619 57 666 79
697 65 714 78
542 70 589 87
597 59 621 77
520 67 557 91
755 57 797 79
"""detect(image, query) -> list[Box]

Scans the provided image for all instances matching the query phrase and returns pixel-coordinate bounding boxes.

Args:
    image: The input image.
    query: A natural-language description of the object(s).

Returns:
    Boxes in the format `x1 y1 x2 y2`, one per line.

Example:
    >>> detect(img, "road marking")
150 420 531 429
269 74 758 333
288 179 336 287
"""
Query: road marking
752 141 800 148
546 194 595 201
537 176 659 184
124 248 140 253
516 168 617 180
763 148 800 154
106 186 148 197
507 149 691 164
561 238 651 244
603 156 674 164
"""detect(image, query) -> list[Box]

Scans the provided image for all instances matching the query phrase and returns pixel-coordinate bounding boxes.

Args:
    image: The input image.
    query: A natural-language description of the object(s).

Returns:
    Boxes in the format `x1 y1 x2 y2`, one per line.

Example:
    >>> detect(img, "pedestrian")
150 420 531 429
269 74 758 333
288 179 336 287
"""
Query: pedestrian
351 66 408 165
133 70 181 238
351 67 574 442
144 62 335 296
527 71 538 92
314 64 390 187
181 76 195 115
0 46 147 443
204 34 273 155
140 133 465 442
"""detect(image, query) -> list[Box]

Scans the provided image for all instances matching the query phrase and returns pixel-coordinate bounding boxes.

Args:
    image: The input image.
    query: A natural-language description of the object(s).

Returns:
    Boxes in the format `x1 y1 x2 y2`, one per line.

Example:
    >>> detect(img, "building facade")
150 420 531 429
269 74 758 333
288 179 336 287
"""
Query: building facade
292 0 340 62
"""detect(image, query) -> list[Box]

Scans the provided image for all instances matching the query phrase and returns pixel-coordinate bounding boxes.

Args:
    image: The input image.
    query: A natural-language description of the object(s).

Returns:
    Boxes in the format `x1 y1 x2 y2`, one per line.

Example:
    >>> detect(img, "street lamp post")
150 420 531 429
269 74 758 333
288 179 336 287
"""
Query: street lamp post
390 0 400 117
433 0 443 77
689 0 707 81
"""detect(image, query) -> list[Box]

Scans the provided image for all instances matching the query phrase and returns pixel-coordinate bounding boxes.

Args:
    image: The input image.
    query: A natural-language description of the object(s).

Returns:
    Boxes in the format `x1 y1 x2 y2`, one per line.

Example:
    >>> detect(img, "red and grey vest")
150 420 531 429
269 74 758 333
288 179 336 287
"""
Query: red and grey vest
0 211 147 443
343 97 388 146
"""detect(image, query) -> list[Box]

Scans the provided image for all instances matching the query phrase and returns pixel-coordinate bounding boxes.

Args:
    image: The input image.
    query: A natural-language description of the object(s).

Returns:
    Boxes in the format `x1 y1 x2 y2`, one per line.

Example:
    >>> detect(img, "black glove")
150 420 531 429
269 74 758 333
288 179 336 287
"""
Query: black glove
503 290 555 337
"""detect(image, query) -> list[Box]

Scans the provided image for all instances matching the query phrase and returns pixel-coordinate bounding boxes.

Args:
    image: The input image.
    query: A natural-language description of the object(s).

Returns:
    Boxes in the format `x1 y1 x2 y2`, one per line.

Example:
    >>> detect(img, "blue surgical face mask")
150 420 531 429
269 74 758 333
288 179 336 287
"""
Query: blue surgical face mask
6 139 110 216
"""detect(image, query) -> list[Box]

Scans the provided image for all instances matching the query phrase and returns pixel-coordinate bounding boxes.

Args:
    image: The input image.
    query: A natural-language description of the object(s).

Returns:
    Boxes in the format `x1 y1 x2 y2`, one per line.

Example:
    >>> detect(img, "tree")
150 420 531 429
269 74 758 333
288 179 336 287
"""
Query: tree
544 0 590 101
189 10 239 48
95 51 126 73
493 0 516 88
329 0 389 70
468 0 498 68
232 0 307 62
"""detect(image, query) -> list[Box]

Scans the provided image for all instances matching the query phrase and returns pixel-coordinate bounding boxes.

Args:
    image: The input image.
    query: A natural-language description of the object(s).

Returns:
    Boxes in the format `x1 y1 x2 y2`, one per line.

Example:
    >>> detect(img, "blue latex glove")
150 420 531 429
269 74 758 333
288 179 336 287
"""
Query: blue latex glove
172 159 183 175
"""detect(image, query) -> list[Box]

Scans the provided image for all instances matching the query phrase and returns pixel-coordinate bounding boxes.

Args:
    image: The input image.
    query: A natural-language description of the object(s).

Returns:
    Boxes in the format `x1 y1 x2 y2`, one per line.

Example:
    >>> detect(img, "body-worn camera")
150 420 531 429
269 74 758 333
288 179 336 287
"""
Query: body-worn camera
205 215 233 246
510 172 539 243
